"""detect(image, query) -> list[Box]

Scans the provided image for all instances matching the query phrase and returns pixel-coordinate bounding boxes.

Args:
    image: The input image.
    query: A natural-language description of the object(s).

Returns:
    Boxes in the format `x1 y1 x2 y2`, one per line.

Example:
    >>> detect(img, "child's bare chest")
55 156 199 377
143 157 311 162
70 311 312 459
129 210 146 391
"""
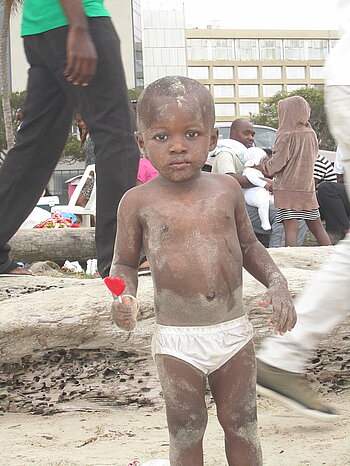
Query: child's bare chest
140 197 235 243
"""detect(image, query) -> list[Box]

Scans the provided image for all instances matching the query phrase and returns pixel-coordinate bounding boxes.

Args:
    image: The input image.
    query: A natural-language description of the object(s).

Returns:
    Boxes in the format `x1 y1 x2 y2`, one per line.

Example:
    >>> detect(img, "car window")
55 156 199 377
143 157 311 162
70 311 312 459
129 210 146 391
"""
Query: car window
218 126 230 139
216 124 276 150
254 127 276 150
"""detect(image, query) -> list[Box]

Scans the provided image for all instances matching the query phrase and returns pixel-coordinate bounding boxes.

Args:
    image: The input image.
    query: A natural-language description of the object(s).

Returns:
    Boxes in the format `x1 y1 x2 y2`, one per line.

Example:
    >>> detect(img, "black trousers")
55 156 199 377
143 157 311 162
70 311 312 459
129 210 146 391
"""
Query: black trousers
0 18 139 277
317 181 350 232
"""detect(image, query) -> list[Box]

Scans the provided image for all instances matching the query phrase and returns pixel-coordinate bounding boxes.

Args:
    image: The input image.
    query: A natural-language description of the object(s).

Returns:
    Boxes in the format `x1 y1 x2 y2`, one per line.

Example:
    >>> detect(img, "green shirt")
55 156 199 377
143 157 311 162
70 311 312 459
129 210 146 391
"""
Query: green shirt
21 0 111 36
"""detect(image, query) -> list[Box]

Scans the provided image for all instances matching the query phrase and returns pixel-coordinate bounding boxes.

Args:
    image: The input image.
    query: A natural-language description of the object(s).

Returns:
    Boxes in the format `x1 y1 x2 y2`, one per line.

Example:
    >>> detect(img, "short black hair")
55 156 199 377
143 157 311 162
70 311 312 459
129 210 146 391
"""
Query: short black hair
137 76 215 129
230 118 250 132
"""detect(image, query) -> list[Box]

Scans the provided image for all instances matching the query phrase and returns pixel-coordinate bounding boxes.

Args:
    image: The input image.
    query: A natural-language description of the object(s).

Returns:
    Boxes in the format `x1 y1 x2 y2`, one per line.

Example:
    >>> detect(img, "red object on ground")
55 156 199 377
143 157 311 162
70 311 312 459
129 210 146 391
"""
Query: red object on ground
258 301 268 307
104 276 126 296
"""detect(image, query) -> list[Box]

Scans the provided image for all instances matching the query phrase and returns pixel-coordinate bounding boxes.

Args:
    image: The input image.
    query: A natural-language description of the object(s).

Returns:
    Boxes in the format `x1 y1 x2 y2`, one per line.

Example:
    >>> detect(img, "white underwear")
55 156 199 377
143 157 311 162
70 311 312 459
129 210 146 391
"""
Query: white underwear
151 315 254 375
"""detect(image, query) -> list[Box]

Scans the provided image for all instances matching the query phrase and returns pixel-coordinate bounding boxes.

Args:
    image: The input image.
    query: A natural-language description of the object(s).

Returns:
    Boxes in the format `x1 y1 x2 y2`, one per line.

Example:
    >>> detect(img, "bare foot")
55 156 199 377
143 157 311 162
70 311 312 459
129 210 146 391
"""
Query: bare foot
7 266 33 276
139 260 149 270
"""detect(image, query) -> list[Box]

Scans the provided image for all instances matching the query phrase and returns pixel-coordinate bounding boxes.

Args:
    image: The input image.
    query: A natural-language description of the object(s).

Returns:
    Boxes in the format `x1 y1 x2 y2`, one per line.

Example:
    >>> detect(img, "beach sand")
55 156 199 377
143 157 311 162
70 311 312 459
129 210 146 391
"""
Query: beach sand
1 392 349 466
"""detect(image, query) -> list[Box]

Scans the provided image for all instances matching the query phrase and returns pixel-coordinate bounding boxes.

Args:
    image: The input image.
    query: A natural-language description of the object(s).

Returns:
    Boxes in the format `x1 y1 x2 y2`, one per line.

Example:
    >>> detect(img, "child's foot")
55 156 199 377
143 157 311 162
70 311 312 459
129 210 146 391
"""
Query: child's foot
256 359 340 422
0 265 33 277
138 260 151 276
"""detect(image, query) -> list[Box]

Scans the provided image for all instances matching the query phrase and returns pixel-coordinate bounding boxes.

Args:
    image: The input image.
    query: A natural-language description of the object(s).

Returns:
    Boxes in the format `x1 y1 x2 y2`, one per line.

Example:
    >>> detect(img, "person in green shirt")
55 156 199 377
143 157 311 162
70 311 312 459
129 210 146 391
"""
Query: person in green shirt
0 0 139 278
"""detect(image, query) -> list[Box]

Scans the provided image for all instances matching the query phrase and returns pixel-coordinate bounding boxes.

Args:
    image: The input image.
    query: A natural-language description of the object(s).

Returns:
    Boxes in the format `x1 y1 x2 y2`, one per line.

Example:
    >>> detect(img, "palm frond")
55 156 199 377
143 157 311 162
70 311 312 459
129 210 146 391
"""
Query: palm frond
0 0 24 14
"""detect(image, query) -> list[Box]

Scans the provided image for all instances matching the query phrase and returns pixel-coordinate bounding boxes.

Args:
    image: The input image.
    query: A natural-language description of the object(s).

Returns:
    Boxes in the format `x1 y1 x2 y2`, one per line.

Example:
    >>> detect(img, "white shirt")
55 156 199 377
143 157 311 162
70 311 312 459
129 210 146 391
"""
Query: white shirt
334 146 345 174
325 0 350 85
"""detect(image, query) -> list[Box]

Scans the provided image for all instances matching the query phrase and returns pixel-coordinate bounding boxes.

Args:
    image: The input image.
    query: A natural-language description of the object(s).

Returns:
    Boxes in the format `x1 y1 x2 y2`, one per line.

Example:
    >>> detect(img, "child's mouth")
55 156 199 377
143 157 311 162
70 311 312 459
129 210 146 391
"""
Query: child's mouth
171 161 190 169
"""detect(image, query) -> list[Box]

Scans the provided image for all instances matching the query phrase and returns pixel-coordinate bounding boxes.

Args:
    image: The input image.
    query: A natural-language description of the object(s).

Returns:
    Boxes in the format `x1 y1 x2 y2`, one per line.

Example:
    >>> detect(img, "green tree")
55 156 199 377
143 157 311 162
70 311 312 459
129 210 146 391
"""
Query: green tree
128 88 141 101
0 90 26 163
0 0 24 153
251 87 336 150
62 132 84 161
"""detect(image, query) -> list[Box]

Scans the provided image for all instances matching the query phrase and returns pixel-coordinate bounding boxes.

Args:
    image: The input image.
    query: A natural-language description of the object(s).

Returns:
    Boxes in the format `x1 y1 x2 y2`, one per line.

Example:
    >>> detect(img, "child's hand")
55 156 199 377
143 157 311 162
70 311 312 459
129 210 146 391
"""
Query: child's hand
264 181 273 193
111 295 139 331
259 283 297 335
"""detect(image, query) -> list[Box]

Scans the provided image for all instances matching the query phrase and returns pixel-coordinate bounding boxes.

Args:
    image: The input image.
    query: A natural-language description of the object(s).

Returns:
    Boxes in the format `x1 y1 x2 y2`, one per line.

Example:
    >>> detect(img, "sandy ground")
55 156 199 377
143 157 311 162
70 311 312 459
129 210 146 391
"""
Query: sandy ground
1 392 349 466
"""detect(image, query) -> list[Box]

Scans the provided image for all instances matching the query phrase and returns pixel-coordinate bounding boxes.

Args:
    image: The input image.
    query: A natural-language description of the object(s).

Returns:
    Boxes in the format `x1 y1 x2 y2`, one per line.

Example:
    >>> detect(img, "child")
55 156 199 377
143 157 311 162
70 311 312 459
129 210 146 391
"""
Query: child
109 76 296 465
242 147 274 231
255 96 331 247
137 156 159 185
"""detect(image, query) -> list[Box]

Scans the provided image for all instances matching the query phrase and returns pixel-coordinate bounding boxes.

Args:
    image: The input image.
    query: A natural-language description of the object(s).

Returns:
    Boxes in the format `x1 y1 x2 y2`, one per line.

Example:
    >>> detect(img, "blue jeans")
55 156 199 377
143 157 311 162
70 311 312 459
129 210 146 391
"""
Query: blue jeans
0 18 139 276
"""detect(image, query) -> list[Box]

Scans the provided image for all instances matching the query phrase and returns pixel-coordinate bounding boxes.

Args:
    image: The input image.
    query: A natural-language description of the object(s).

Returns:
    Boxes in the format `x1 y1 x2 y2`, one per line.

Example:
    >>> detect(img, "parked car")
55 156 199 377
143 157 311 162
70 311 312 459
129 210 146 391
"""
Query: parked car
215 122 277 151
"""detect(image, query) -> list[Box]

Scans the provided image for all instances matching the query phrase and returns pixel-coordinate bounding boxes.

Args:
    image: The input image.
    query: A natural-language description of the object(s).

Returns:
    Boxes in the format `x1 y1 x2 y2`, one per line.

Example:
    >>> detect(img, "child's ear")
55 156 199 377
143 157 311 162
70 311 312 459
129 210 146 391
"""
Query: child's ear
209 127 219 151
135 131 146 155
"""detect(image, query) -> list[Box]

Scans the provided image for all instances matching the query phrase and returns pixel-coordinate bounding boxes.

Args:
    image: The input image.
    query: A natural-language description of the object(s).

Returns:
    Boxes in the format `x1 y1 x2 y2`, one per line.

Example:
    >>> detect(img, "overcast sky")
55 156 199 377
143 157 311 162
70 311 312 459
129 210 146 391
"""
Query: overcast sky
141 0 340 31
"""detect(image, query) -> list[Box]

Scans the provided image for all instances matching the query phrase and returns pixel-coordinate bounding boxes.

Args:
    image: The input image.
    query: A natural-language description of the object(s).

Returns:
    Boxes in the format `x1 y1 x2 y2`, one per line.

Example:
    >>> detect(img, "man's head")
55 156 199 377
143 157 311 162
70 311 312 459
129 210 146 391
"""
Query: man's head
16 108 24 122
230 118 255 148
135 76 218 182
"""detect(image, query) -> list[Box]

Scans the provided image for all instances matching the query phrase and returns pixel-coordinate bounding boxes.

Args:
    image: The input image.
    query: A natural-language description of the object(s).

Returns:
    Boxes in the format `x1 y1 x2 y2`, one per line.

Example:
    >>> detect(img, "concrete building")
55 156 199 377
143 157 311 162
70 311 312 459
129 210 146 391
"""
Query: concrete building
142 8 340 122
142 7 187 85
8 0 143 92
186 28 339 122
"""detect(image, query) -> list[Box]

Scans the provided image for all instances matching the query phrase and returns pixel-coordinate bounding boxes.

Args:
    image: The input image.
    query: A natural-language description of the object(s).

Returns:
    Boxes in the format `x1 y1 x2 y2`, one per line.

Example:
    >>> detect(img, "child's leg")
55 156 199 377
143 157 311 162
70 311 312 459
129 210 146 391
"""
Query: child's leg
306 218 332 246
257 193 271 231
155 354 208 466
283 219 299 246
208 340 262 466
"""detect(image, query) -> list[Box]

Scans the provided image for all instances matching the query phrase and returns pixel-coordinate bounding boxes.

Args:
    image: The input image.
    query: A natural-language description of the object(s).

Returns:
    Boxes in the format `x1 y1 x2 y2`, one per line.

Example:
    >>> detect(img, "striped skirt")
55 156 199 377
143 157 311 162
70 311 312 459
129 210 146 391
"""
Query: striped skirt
276 208 320 223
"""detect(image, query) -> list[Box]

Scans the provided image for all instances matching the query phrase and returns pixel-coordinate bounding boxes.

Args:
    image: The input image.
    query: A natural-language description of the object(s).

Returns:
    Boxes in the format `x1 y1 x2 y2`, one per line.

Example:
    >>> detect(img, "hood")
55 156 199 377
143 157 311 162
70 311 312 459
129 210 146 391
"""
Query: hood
277 96 312 133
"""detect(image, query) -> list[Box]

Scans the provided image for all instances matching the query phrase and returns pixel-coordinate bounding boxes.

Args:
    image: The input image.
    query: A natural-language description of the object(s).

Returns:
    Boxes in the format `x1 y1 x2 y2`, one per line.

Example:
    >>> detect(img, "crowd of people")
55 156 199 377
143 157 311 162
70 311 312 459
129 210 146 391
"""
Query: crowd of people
0 0 348 465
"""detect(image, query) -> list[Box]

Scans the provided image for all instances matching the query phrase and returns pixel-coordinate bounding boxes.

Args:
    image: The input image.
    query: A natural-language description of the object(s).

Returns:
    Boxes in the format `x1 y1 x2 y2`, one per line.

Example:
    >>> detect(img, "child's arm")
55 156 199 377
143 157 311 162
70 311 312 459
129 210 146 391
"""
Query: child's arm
109 189 143 330
232 181 297 335
258 133 293 177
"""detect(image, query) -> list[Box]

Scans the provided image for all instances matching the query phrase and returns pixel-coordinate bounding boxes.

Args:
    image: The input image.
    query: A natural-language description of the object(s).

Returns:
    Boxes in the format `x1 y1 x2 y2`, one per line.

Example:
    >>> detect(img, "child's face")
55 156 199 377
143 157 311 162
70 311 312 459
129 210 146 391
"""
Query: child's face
136 96 218 182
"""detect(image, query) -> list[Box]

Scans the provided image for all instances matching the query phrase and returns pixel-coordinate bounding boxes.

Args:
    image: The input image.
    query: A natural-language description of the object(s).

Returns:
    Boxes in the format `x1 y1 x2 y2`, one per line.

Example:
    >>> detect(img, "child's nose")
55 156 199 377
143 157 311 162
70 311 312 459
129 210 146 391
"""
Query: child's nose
170 139 186 153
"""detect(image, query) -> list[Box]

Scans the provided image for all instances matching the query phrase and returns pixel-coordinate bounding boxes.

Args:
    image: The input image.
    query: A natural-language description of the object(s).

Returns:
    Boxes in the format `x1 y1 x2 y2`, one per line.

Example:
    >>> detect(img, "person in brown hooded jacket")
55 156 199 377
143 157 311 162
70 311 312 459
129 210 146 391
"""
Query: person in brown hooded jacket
256 96 331 247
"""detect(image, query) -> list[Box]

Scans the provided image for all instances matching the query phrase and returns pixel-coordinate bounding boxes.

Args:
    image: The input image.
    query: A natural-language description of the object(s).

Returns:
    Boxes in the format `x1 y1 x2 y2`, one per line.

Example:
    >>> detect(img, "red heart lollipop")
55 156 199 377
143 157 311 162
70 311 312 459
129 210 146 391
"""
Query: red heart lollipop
104 276 126 296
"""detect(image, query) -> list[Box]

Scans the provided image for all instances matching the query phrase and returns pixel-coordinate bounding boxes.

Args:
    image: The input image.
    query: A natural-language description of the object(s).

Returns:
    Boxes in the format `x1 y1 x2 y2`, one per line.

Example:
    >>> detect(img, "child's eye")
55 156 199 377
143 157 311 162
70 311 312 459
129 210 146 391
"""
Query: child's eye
186 130 199 138
154 133 167 141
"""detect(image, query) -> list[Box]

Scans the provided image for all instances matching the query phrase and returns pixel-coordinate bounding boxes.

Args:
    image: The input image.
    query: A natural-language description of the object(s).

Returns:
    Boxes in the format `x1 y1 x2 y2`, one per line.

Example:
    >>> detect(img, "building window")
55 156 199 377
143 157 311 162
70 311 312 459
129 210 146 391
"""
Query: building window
262 66 282 79
239 103 260 116
287 84 306 92
213 66 234 79
284 39 306 60
214 85 235 98
307 40 328 60
237 66 258 79
238 84 259 98
286 66 305 79
187 38 235 61
215 103 236 117
210 39 235 60
235 39 259 60
188 66 209 79
310 84 325 90
186 39 209 60
329 39 339 50
310 66 324 79
263 84 283 97
259 39 282 60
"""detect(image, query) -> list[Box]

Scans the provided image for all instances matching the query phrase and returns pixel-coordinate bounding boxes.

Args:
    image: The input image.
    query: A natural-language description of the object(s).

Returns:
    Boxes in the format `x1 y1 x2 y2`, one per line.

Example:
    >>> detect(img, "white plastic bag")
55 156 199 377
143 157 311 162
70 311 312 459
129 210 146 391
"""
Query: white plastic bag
141 460 170 466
